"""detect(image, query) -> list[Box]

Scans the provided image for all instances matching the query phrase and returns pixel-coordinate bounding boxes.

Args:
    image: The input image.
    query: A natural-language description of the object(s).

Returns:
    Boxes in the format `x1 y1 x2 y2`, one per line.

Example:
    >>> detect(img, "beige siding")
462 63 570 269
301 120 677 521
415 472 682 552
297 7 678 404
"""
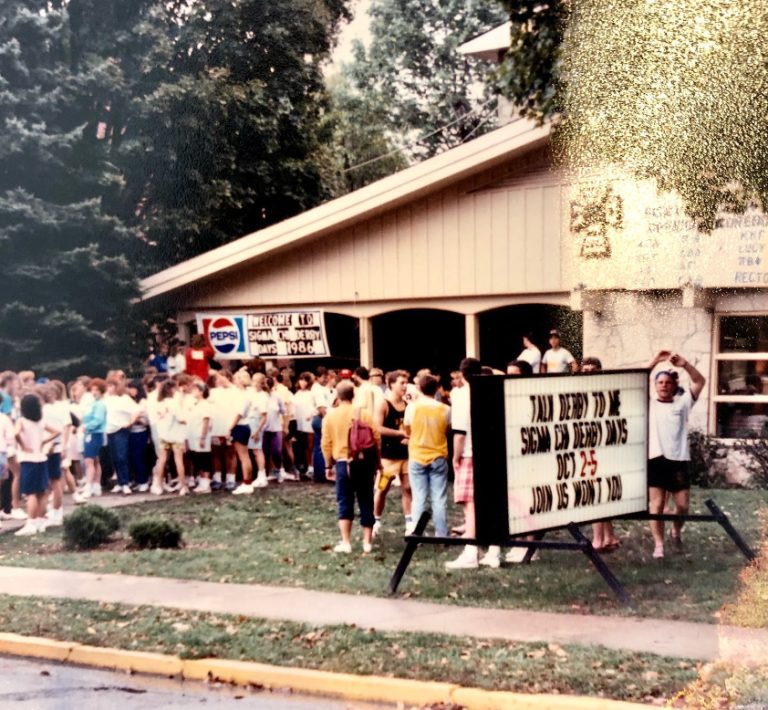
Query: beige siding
187 149 566 309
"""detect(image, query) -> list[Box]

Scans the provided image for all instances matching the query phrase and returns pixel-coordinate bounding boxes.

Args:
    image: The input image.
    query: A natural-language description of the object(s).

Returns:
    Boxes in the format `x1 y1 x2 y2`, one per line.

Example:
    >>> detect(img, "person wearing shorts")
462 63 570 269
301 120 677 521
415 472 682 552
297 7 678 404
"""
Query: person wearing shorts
373 370 412 536
187 380 213 493
647 350 706 559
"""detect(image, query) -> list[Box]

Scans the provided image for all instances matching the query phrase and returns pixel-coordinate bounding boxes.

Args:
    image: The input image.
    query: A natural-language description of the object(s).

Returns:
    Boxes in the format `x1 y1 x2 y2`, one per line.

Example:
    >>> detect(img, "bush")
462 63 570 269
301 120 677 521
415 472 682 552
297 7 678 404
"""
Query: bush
129 518 183 549
688 429 723 488
63 505 120 550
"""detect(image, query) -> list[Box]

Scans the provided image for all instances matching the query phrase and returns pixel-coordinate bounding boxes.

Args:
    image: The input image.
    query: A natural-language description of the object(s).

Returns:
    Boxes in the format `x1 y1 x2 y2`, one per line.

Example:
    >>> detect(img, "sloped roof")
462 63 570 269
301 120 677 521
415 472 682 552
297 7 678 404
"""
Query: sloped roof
458 22 511 61
140 117 550 301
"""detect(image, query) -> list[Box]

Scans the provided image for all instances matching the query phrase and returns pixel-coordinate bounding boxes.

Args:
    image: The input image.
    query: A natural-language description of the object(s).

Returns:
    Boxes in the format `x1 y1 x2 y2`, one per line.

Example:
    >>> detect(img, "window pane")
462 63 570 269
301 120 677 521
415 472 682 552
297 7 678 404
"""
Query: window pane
717 360 768 395
716 402 768 437
719 315 768 352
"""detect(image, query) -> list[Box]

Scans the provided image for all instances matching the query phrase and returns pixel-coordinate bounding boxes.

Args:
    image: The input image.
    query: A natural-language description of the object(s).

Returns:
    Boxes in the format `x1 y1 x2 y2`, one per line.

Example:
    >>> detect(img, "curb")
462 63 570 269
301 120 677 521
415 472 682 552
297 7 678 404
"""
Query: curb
0 632 647 709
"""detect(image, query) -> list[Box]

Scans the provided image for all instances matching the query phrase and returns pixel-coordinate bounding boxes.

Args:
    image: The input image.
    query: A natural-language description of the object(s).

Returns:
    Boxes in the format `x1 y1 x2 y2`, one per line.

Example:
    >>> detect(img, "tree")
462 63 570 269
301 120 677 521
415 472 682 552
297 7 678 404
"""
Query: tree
0 1 138 377
346 0 507 160
496 0 565 123
497 0 768 231
115 0 353 269
323 73 408 194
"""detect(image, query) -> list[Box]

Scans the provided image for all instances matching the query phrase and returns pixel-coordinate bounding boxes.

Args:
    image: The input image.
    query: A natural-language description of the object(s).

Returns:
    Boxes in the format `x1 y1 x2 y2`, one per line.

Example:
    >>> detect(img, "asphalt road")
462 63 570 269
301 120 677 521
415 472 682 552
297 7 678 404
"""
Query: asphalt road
0 655 388 709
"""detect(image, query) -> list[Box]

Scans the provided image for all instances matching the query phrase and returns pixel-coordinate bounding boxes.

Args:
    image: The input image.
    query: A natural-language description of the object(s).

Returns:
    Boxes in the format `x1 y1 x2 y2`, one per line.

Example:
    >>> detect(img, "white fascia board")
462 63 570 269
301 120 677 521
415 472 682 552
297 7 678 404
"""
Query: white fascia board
140 118 550 301
458 22 511 60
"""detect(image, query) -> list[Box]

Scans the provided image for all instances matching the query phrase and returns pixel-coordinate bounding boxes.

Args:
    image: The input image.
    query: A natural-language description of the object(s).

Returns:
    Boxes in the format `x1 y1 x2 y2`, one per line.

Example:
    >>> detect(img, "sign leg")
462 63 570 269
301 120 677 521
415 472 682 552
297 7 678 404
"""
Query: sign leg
567 523 633 608
387 511 431 595
705 498 757 562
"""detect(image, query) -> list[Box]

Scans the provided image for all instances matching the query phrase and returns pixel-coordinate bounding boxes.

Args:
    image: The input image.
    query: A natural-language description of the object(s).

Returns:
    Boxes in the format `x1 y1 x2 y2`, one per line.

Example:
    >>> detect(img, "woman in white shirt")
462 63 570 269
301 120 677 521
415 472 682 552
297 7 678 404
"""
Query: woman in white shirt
126 379 151 493
151 380 188 495
293 372 315 477
249 373 269 488
229 370 254 494
105 378 140 495
187 380 213 493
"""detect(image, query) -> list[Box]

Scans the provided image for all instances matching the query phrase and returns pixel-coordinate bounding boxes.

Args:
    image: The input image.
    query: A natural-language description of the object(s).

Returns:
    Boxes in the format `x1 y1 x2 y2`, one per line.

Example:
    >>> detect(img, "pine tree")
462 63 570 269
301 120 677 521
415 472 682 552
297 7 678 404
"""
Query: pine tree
0 2 138 377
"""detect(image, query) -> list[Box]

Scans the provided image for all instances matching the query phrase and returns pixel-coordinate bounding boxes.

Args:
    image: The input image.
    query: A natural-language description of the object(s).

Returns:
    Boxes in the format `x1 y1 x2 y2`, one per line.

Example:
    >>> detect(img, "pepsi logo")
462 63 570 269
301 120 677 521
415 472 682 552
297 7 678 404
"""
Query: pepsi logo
208 317 242 354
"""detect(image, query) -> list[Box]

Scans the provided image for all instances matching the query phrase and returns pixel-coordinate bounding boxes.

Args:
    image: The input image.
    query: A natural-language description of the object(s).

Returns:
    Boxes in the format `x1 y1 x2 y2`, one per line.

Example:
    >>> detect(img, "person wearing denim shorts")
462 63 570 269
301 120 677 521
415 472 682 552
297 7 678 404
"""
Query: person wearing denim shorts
404 374 451 537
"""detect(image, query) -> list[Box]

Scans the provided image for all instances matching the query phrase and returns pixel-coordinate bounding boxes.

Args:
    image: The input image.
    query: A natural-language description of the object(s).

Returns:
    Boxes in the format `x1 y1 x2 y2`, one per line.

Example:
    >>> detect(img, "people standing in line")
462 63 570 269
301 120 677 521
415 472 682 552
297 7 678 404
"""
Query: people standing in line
404 374 452 539
104 378 140 495
311 366 331 481
151 379 189 496
293 372 315 477
249 372 270 488
187 380 213 494
126 379 151 493
0 407 14 530
373 370 413 537
208 370 240 491
321 381 380 554
228 370 255 495
0 372 26 521
14 393 60 536
445 358 481 569
41 382 71 525
271 369 297 480
647 350 706 559
540 329 578 374
74 379 107 502
517 332 542 373
262 376 288 483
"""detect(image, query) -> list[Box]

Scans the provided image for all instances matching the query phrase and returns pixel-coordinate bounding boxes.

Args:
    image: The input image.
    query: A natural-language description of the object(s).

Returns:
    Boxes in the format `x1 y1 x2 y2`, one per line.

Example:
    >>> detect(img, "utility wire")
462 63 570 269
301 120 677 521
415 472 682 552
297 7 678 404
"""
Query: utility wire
342 95 498 173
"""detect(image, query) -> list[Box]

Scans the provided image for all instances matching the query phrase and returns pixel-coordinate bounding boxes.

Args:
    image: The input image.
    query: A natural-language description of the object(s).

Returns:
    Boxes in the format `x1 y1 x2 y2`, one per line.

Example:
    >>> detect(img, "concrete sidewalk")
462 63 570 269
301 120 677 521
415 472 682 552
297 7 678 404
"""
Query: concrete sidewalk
0 565 765 664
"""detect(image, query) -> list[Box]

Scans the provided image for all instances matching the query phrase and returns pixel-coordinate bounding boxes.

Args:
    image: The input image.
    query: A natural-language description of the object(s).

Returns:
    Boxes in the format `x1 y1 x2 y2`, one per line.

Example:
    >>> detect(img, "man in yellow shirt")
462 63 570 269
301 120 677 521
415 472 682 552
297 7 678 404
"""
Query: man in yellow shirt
404 374 451 537
321 381 380 554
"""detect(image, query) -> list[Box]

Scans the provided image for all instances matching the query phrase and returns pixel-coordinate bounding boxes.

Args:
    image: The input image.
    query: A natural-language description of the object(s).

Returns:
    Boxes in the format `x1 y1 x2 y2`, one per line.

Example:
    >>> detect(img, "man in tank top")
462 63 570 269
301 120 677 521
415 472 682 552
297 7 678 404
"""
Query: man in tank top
372 370 413 537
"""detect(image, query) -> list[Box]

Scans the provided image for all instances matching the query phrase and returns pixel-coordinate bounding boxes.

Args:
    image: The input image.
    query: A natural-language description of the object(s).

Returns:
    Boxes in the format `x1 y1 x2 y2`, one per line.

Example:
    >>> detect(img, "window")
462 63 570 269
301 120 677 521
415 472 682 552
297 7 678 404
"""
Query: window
713 315 768 437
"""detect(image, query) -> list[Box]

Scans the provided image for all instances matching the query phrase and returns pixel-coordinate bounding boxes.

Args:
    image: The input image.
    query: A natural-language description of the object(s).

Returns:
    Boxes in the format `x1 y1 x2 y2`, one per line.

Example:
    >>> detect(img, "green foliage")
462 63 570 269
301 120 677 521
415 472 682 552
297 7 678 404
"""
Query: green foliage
63 505 120 550
129 518 183 549
345 0 506 160
0 1 139 377
496 0 566 122
322 74 409 194
688 429 728 489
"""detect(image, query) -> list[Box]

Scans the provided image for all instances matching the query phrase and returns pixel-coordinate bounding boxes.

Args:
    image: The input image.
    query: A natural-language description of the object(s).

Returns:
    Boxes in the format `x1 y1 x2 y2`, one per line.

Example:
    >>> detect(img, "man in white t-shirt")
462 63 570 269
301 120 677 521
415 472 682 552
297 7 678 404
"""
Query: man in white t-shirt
517 332 542 373
540 330 577 374
647 350 705 559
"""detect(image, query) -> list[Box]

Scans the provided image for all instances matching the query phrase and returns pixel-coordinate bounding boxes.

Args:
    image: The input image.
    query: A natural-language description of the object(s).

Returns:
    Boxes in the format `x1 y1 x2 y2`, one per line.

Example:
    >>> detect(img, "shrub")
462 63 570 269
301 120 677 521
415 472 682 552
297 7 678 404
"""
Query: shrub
688 429 725 488
129 518 183 549
63 505 120 550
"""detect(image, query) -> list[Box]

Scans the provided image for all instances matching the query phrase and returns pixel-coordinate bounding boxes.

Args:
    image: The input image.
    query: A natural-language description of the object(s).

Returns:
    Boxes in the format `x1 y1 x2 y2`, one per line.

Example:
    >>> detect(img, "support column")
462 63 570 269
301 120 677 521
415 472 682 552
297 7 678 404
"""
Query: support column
359 316 373 368
465 314 480 360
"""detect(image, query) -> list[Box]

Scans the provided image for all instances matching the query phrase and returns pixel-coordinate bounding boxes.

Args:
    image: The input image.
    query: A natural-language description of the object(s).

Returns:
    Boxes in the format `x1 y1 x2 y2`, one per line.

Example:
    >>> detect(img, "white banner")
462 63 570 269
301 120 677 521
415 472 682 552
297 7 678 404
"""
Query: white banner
196 310 330 359
504 371 648 535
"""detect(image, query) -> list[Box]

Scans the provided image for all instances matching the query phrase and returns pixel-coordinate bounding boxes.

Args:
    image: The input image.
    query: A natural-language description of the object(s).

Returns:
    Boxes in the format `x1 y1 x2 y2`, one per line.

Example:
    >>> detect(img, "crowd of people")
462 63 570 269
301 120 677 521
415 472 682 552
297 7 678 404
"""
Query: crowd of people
0 329 704 565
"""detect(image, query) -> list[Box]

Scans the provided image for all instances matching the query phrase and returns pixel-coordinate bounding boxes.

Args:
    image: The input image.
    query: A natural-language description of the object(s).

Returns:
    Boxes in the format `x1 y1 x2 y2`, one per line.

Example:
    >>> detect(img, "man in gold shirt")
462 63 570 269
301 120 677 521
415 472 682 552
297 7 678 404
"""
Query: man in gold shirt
404 374 451 537
321 381 380 554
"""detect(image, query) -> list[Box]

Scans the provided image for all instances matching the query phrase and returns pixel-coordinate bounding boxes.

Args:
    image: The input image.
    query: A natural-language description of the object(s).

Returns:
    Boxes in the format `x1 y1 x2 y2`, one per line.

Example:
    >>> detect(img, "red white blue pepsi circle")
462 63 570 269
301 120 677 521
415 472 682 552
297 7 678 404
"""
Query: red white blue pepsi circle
207 317 245 355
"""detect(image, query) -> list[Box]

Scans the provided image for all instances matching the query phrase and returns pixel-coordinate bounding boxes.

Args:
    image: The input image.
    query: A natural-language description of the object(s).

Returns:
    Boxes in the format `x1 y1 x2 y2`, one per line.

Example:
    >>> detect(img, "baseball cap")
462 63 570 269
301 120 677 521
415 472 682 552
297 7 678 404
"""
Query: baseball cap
549 329 561 337
369 368 383 377
339 368 353 379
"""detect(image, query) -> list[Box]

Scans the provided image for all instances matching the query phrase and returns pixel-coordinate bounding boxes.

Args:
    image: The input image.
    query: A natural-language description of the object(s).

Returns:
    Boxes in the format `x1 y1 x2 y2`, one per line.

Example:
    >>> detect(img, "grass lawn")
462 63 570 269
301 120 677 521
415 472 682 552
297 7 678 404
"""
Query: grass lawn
0 484 764 623
0 594 699 704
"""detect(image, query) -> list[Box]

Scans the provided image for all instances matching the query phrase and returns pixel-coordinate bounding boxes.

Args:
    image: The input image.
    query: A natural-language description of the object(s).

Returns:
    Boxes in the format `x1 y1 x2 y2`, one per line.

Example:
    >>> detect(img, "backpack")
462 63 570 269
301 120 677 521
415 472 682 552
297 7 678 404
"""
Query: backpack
348 408 378 463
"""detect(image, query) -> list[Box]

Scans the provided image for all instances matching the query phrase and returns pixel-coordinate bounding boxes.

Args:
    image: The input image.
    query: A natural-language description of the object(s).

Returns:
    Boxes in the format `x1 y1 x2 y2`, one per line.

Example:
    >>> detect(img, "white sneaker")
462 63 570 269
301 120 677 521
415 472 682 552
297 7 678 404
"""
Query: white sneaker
136 483 149 493
150 483 164 496
14 521 38 536
372 521 381 539
10 508 28 521
45 509 64 527
362 541 373 554
195 479 211 494
307 466 314 475
164 479 181 493
36 518 48 533
232 482 254 495
405 522 417 536
0 511 11 521
333 541 352 554
253 473 268 488
277 468 287 483
445 546 479 570
122 485 133 495
479 546 501 568
91 483 102 497
73 491 89 504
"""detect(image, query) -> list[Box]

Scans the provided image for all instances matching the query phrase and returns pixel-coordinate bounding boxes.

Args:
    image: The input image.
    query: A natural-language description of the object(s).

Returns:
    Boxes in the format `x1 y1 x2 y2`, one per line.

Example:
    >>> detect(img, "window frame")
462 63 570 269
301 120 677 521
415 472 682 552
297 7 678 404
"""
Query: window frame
711 312 768 437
